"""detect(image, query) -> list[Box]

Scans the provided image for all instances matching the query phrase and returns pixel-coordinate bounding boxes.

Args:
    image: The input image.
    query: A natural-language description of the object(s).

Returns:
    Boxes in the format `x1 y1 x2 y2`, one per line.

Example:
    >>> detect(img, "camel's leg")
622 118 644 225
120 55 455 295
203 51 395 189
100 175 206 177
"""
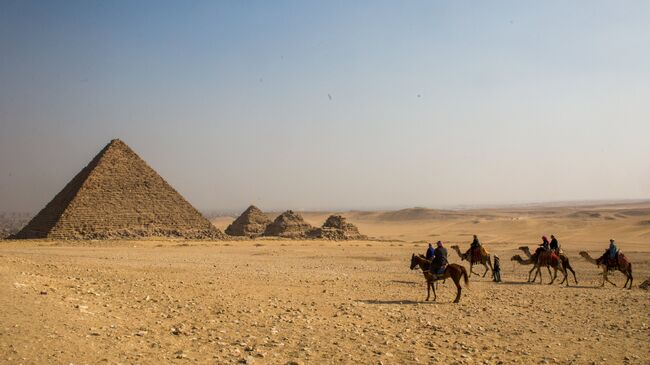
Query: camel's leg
469 263 479 276
622 268 632 289
453 276 462 303
566 264 578 284
487 257 494 278
527 266 536 282
533 266 542 284
546 266 552 281
559 264 569 286
531 266 550 283
482 262 489 277
604 270 617 287
628 268 634 289
426 281 431 301
432 280 437 301
548 268 557 285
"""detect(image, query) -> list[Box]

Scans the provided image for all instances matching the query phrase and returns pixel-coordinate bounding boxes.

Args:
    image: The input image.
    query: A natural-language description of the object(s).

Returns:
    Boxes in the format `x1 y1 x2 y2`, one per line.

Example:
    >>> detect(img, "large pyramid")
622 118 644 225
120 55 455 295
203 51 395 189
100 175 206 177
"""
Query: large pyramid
12 139 224 240
225 205 271 237
263 210 315 238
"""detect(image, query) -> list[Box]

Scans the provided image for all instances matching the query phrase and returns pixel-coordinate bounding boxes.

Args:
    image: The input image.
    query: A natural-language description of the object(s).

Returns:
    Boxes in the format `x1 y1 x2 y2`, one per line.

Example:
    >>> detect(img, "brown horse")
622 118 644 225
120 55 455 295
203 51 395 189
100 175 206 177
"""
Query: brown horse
579 251 633 289
410 254 469 303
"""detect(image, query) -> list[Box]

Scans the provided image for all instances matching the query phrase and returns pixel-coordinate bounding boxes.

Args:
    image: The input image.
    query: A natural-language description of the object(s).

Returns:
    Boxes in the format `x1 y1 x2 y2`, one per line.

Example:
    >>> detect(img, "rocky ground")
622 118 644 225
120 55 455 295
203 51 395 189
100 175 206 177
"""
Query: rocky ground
0 239 648 365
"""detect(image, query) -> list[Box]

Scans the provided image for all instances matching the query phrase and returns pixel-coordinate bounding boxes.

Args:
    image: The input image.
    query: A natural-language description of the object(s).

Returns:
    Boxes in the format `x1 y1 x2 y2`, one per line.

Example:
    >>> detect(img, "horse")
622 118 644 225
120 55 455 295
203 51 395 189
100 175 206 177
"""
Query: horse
409 254 469 303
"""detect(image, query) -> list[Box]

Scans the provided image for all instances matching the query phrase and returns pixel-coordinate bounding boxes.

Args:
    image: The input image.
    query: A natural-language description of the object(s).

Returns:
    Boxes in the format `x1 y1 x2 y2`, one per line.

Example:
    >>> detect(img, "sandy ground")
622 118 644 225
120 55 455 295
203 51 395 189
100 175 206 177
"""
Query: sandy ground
1 204 649 364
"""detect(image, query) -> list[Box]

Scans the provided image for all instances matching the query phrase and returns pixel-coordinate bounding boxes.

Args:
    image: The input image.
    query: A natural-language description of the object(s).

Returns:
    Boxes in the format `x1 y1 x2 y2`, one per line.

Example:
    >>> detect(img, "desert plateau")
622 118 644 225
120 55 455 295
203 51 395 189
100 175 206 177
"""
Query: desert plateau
1 203 649 365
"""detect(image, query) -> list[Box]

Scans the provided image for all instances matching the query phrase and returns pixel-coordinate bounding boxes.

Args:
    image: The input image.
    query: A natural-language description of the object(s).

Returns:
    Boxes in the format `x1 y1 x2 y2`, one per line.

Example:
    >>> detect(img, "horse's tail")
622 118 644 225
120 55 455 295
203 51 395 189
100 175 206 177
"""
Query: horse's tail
460 265 469 287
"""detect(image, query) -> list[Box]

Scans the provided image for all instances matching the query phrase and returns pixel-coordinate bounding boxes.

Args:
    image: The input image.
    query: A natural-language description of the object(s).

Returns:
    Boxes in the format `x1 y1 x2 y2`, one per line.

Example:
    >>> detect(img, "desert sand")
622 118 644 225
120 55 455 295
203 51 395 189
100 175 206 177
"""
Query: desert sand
1 202 649 364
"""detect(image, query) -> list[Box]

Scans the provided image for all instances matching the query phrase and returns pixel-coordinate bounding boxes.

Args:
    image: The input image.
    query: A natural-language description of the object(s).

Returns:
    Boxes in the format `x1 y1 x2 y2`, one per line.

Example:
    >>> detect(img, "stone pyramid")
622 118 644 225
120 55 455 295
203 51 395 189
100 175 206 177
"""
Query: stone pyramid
12 139 224 240
310 215 367 240
263 210 315 238
225 205 271 237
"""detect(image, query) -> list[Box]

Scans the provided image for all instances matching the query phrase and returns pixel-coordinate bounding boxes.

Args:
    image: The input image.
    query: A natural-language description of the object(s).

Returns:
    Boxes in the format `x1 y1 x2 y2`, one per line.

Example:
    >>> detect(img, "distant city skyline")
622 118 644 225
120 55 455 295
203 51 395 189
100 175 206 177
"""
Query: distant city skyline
1 1 649 213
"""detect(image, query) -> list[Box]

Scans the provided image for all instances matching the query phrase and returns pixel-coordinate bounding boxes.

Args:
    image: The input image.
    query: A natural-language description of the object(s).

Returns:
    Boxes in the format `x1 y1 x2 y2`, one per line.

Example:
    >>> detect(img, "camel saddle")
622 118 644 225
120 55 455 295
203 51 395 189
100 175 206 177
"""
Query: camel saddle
471 246 489 261
607 252 628 270
538 251 560 266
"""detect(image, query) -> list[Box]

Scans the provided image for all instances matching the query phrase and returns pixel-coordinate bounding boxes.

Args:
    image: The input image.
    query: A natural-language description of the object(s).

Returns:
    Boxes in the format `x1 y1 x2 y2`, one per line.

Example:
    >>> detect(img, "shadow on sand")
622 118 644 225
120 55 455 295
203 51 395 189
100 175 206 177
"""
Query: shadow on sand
390 280 419 285
498 281 600 289
496 280 537 286
357 299 452 305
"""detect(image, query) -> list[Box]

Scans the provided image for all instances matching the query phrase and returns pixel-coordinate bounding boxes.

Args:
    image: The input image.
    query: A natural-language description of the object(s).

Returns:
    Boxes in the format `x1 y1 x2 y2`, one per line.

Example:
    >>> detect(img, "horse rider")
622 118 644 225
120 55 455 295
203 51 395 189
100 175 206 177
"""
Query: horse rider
430 241 448 279
549 235 560 254
606 239 618 266
426 242 435 260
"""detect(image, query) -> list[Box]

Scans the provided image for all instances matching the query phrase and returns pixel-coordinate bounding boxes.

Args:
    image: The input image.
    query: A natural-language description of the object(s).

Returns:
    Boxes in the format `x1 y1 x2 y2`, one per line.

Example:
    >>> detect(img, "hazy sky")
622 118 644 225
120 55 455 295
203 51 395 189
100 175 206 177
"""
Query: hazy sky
1 1 649 213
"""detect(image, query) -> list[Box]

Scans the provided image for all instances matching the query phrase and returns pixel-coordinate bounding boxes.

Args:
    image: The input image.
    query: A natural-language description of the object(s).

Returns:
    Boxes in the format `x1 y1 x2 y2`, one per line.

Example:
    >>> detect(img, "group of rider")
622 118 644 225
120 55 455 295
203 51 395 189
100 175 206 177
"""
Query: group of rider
423 234 622 280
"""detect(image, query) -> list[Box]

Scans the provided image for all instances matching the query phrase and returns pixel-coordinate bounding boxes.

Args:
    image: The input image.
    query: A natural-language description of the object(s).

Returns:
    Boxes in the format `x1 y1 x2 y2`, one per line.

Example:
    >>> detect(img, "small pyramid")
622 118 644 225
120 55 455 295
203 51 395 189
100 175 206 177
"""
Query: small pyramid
310 215 367 240
263 210 315 238
225 205 271 237
12 139 224 240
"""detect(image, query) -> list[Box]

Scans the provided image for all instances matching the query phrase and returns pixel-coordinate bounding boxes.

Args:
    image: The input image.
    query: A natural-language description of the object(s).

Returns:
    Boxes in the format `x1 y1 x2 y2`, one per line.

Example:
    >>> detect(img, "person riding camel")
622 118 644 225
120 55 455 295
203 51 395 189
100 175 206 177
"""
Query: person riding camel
535 236 551 256
549 235 559 254
465 234 481 260
425 243 435 260
429 241 448 279
606 239 618 267
471 235 480 250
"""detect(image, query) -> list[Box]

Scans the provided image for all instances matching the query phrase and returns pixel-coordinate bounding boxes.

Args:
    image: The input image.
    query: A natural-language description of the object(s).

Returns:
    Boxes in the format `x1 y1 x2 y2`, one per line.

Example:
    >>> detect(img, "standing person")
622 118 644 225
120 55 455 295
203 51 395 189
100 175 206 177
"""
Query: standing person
492 255 501 282
550 235 560 253
430 241 448 279
425 243 435 260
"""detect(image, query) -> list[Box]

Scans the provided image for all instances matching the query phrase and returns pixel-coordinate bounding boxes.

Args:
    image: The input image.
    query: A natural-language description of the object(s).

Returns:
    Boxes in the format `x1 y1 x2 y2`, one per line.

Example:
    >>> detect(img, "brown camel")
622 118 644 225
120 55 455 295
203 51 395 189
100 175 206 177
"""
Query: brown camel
450 245 493 278
579 251 633 289
409 254 469 303
511 253 566 285
518 246 578 285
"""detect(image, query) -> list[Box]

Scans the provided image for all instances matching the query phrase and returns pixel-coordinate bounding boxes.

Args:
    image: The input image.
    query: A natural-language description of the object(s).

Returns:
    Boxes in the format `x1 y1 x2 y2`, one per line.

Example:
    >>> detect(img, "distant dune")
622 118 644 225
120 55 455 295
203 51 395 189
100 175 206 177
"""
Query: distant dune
213 201 650 249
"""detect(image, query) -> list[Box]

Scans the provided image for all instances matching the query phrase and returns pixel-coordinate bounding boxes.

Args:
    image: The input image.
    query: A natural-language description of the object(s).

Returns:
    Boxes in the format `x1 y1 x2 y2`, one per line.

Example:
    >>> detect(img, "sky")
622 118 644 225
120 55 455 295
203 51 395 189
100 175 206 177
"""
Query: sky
1 1 649 213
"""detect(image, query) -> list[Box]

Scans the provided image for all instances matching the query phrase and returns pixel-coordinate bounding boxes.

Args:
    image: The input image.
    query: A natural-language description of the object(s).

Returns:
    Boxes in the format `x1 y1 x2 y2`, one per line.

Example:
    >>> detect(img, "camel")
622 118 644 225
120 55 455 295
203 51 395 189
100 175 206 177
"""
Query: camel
450 245 493 278
511 253 566 285
409 254 469 303
518 246 578 285
579 251 633 289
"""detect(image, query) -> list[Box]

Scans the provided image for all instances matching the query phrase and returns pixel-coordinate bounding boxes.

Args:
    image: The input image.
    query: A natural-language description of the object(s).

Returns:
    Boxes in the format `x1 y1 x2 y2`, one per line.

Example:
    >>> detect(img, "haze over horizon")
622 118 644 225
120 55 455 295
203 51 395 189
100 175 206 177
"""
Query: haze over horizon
1 1 649 213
